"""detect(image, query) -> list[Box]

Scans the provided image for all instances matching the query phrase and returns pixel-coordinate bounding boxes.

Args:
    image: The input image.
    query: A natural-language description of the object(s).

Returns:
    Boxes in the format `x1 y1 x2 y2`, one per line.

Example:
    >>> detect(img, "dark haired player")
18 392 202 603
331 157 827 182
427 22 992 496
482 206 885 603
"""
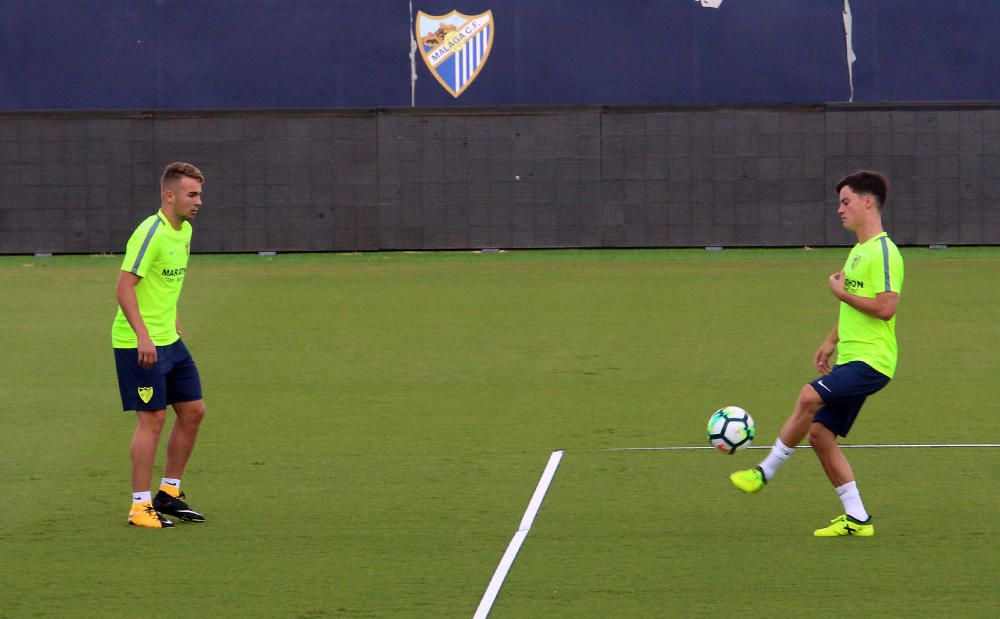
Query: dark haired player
730 170 904 537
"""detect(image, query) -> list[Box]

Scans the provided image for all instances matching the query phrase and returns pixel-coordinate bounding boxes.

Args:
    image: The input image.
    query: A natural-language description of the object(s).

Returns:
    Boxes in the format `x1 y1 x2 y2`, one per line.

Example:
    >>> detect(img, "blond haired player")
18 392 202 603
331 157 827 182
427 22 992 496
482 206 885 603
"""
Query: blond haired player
112 162 208 528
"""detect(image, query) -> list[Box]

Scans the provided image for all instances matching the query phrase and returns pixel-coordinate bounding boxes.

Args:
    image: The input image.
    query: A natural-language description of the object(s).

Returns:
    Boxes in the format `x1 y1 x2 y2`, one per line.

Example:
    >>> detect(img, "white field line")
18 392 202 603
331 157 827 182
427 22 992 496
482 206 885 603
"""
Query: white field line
605 443 1000 452
474 442 996 615
473 450 564 619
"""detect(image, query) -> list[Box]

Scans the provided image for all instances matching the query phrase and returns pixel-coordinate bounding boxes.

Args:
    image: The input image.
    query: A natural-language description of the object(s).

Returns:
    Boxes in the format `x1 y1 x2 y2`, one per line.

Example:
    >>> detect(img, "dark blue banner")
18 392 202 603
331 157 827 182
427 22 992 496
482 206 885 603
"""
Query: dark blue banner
1 1 997 109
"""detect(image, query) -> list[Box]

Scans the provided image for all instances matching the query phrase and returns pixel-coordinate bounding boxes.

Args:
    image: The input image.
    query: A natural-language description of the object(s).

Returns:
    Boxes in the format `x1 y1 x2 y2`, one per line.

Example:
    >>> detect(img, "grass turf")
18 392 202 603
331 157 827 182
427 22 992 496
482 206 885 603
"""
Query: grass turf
1 247 998 617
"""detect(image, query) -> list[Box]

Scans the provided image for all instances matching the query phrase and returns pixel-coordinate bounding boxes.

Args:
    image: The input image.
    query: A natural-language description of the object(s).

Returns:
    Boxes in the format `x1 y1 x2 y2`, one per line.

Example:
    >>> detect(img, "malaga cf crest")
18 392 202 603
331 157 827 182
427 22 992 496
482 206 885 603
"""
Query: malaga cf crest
416 10 494 97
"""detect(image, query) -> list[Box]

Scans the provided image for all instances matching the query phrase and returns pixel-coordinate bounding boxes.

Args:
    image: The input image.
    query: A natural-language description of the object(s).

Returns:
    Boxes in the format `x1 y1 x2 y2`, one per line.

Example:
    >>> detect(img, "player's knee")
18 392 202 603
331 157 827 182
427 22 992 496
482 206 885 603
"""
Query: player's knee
137 409 167 433
807 422 835 449
177 400 206 425
797 384 824 413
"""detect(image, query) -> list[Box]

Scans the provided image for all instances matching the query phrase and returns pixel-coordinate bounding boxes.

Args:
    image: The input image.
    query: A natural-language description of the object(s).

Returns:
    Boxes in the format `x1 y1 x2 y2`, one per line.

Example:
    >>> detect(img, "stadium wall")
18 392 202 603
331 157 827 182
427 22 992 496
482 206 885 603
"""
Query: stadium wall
1 104 998 254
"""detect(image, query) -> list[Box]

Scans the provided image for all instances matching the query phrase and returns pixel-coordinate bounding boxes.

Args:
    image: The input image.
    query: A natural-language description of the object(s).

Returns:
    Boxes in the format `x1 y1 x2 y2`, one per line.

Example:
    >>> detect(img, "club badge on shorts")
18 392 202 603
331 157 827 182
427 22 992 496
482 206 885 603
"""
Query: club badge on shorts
415 10 494 98
138 387 154 404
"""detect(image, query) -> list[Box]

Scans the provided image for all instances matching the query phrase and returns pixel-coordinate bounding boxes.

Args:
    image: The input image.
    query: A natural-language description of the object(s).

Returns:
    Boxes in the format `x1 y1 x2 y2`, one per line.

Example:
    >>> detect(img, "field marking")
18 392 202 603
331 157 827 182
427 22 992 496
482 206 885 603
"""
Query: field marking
474 450 564 619
605 443 1000 452
474 442 996 616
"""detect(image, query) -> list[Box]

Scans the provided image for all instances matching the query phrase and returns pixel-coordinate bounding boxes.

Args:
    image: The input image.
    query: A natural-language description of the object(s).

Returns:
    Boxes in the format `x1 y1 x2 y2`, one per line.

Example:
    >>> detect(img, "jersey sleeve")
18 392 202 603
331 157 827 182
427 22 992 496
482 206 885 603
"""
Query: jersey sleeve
872 237 904 295
888 245 904 295
120 218 161 278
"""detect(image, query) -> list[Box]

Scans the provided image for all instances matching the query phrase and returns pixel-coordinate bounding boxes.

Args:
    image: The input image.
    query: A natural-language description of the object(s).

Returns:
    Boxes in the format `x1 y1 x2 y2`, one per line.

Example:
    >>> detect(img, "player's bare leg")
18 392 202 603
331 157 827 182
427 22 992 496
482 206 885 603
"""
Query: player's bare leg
809 422 854 487
129 409 174 527
154 399 207 522
163 399 206 480
731 385 825 493
131 409 166 492
810 421 871 534
779 385 825 447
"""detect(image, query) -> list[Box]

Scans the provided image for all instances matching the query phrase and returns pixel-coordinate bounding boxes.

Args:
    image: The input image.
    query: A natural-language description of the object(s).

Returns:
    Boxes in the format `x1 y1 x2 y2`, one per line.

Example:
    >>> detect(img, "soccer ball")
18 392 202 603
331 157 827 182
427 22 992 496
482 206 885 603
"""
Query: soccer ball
707 406 756 454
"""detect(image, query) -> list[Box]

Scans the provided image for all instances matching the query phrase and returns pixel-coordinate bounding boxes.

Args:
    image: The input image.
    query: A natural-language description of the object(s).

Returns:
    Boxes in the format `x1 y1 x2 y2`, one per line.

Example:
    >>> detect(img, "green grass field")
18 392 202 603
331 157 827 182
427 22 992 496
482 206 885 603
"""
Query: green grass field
2 248 998 618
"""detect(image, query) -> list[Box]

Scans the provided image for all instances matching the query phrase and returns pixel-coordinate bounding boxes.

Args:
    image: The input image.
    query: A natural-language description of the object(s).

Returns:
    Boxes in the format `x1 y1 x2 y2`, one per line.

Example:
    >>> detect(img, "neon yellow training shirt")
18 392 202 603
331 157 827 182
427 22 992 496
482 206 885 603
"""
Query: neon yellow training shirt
111 210 192 348
836 232 904 378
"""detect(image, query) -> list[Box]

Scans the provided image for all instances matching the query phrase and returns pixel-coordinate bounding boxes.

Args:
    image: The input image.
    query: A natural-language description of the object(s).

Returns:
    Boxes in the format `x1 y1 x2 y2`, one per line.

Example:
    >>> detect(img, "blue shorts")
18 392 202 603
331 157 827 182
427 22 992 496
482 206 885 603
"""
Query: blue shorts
114 339 202 411
810 361 890 437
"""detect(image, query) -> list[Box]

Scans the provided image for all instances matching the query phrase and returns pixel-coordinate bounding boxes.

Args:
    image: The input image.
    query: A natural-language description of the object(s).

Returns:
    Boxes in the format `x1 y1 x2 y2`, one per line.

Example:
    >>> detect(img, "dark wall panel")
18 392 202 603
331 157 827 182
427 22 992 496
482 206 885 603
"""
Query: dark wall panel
823 107 1000 246
0 114 153 253
1 104 998 254
600 108 831 248
377 111 601 249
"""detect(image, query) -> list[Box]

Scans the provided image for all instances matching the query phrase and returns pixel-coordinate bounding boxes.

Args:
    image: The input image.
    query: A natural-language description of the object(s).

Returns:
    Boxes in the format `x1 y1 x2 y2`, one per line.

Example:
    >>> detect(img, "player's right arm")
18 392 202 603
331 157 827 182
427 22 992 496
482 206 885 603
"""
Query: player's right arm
116 270 157 369
814 326 838 374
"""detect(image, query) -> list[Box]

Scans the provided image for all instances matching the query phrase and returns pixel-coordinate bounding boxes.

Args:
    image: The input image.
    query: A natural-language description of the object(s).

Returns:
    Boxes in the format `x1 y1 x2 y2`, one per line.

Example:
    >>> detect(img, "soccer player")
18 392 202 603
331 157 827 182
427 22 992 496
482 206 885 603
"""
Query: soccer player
729 170 904 537
112 162 208 528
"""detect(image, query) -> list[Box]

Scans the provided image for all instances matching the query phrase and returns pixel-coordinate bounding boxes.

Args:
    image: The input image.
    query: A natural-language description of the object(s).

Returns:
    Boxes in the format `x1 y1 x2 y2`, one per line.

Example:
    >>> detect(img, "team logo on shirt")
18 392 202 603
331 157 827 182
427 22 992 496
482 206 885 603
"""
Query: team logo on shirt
138 387 154 404
416 10 494 97
851 255 862 270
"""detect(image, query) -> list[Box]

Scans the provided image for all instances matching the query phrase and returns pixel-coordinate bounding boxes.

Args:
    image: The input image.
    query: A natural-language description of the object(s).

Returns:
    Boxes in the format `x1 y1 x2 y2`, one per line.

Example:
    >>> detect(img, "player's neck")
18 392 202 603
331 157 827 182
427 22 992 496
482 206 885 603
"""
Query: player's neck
159 206 184 231
854 210 885 244
854 216 884 244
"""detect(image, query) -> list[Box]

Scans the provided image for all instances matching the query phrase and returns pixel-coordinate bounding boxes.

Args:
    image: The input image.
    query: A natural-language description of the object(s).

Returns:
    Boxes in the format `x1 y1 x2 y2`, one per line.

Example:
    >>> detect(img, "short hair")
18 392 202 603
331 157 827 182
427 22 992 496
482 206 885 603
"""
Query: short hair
836 170 888 207
161 162 205 188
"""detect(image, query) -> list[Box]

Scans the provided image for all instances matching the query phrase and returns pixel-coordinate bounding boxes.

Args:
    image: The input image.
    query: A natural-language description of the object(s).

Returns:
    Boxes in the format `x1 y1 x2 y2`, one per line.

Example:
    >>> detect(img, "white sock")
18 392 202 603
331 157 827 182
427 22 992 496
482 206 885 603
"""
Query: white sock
758 437 795 481
837 481 869 522
160 477 181 490
132 491 152 504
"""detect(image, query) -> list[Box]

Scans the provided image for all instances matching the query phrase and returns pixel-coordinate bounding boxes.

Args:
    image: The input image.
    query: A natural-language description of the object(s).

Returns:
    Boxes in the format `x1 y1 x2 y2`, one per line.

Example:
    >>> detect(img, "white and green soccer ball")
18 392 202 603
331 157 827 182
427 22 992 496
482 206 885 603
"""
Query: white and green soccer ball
707 406 756 454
